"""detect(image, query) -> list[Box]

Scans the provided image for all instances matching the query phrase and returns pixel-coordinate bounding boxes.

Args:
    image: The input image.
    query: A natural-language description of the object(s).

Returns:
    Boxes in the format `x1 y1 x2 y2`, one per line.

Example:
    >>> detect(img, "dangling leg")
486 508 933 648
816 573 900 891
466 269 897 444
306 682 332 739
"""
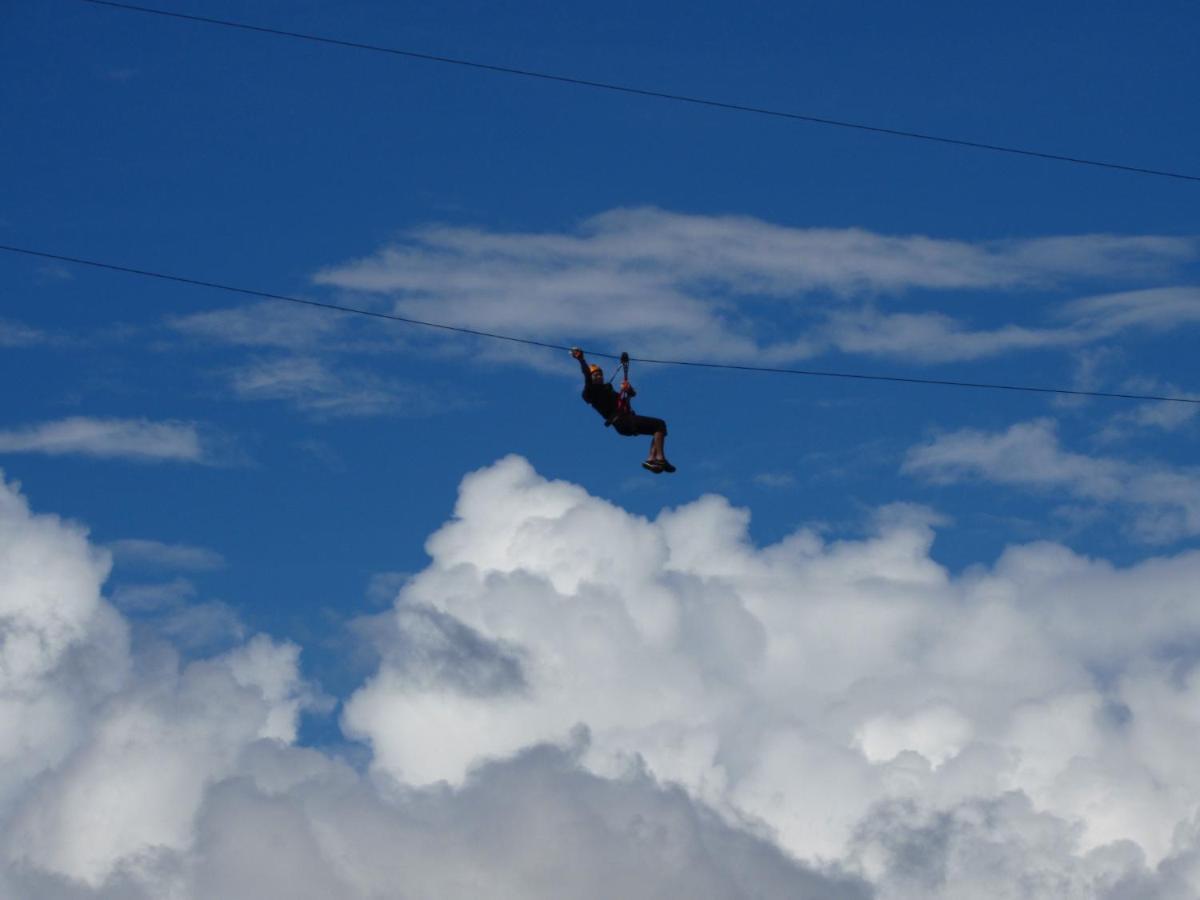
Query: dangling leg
656 431 675 472
642 434 662 472
635 415 672 473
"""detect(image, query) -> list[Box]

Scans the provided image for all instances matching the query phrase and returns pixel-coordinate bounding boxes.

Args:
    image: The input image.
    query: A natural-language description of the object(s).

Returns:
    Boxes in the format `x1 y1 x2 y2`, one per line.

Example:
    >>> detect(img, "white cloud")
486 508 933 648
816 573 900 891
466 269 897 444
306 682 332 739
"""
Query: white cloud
108 539 225 572
753 471 796 489
313 208 1198 364
9 460 1200 897
0 471 858 898
339 455 1200 894
0 418 212 463
904 418 1200 541
0 471 130 808
1098 377 1200 438
0 319 48 347
110 577 198 611
3 636 307 886
109 579 245 652
318 209 1193 299
227 356 427 418
171 302 347 350
823 307 1081 362
170 301 442 418
1060 286 1200 334
848 792 1169 899
171 299 438 418
820 289 1200 363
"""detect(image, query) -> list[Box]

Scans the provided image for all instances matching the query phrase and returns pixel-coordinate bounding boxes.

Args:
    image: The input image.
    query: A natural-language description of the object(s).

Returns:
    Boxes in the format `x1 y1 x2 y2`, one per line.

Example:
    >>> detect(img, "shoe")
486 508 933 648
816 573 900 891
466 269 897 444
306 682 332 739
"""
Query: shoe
659 459 676 473
642 459 664 473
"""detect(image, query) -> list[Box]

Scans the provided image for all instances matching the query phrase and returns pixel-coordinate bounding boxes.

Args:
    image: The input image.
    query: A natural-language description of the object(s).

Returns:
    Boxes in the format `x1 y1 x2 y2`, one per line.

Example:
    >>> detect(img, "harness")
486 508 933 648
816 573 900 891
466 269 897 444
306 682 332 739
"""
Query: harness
614 351 633 419
603 352 635 427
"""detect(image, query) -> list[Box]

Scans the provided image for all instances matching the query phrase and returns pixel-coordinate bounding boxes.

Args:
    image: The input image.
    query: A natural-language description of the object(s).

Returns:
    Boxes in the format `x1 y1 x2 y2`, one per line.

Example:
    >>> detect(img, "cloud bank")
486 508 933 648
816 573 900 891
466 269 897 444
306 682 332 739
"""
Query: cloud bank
165 211 1198 419
0 470 861 898
5 458 1200 897
344 456 1200 896
313 208 1199 364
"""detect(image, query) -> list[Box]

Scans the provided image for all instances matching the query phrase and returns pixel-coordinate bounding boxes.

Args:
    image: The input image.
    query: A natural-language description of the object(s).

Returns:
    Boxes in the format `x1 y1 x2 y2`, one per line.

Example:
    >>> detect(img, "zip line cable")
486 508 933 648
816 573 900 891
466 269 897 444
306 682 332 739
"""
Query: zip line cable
77 0 1199 184
4 243 1198 406
0 245 567 355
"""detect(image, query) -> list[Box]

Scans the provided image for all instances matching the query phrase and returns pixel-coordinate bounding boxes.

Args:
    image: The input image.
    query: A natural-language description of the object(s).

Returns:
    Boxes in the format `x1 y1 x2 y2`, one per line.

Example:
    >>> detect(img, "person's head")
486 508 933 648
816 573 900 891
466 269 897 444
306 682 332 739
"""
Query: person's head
589 364 604 383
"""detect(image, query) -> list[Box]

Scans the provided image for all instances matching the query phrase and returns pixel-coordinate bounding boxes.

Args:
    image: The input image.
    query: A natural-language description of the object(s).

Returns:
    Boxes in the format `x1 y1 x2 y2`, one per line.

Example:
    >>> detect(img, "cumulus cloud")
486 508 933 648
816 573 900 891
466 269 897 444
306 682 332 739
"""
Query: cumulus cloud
904 418 1200 541
343 456 1200 894
0 418 214 463
9 459 1200 897
3 636 307 886
313 208 1198 364
0 474 314 890
0 469 862 899
0 471 129 807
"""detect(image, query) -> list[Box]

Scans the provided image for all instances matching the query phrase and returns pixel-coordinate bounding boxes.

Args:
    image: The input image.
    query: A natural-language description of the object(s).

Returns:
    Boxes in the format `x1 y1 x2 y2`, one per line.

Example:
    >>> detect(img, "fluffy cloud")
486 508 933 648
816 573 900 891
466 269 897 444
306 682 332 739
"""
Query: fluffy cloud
3 636 307 886
0 471 862 898
344 456 1200 895
0 418 214 464
0 473 309 888
0 471 129 806
313 208 1198 363
904 418 1200 541
8 458 1200 897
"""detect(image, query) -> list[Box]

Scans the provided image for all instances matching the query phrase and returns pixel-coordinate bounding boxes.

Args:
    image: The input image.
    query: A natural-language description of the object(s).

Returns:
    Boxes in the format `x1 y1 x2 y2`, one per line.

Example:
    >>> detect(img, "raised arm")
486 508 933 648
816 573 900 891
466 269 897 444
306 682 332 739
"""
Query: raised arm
570 347 590 383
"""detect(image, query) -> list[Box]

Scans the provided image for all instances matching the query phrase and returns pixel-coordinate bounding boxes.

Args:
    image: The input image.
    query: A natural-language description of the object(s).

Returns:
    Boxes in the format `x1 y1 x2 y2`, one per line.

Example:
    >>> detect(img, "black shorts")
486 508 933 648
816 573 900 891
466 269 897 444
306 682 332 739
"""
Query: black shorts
613 414 667 437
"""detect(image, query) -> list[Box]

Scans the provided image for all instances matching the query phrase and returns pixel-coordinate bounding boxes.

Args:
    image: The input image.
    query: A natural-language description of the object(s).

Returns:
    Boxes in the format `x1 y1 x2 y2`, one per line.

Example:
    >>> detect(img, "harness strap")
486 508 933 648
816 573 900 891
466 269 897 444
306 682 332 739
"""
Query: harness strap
615 351 633 419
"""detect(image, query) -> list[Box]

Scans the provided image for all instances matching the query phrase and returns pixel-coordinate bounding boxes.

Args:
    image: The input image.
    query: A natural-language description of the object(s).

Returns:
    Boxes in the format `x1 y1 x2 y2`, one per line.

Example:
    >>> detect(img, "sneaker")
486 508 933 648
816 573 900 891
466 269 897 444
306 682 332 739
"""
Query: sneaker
659 459 676 473
642 459 664 473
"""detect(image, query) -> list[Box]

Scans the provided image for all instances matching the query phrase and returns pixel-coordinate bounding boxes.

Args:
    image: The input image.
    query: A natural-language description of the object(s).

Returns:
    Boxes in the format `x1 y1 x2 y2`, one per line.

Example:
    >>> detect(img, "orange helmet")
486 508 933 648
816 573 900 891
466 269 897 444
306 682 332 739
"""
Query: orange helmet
588 364 603 376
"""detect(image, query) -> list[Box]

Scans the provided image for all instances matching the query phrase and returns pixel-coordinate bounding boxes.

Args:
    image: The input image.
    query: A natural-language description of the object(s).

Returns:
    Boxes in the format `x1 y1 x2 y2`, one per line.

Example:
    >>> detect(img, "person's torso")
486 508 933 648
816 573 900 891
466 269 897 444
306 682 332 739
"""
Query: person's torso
582 383 620 420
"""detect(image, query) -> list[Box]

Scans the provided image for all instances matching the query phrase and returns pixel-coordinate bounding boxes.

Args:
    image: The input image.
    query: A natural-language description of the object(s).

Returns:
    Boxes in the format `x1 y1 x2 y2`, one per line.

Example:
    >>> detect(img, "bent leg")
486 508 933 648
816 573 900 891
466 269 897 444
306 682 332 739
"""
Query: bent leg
628 415 671 467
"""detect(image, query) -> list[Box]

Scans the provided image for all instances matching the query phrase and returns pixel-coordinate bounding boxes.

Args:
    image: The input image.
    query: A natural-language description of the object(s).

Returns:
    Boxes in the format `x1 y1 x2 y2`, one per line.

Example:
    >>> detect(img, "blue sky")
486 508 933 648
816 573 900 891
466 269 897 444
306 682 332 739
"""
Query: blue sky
2 1 1200 895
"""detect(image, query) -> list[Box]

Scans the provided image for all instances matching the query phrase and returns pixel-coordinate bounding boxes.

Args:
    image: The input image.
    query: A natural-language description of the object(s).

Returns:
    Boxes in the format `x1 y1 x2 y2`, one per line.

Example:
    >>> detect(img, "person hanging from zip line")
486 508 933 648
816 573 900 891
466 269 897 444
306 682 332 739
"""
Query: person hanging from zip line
571 347 675 473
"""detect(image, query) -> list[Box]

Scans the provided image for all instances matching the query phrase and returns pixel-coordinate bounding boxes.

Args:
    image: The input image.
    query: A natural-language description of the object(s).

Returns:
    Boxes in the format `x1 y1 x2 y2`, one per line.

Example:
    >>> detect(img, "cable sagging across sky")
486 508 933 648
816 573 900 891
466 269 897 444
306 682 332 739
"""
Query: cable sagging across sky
76 0 1200 184
3 242 1198 406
